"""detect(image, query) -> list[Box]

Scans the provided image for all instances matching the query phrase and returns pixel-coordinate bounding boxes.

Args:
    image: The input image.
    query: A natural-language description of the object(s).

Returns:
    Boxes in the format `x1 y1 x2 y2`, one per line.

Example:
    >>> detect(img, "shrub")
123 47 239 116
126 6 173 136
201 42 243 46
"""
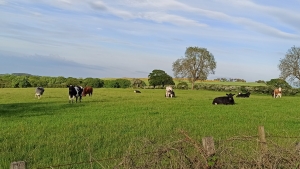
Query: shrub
177 82 189 90
116 79 131 88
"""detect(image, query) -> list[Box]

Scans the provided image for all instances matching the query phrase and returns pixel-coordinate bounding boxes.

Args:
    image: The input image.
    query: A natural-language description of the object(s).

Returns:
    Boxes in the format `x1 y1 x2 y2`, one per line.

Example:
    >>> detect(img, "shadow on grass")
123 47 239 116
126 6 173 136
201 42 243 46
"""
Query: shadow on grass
0 101 87 117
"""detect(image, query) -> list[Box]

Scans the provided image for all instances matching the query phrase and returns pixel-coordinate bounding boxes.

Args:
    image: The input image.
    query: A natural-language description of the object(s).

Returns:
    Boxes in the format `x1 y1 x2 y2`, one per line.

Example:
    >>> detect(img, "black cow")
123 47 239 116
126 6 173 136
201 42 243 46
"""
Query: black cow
35 87 45 99
236 92 251 98
134 90 141 93
212 93 235 105
68 85 83 103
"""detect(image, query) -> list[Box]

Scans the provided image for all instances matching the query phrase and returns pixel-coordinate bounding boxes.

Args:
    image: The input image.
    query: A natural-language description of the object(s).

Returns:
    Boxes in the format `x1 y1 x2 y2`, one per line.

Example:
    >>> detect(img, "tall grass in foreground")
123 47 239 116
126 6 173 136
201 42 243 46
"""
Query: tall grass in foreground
0 88 299 168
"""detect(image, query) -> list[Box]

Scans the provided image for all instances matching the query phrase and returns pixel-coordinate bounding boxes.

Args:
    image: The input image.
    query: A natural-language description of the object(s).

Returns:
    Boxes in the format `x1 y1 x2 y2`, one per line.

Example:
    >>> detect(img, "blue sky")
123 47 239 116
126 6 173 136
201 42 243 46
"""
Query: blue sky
1 0 300 82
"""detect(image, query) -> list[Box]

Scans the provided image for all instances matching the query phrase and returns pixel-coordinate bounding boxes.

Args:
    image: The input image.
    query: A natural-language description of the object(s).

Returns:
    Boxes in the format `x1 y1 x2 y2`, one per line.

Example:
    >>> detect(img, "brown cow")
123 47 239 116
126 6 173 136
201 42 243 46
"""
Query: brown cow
273 87 282 98
82 86 93 96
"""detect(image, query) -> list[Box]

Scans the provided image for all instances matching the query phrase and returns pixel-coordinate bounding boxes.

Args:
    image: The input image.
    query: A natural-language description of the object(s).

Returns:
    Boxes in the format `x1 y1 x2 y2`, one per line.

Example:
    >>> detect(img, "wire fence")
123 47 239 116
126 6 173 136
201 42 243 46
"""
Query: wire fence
11 126 300 169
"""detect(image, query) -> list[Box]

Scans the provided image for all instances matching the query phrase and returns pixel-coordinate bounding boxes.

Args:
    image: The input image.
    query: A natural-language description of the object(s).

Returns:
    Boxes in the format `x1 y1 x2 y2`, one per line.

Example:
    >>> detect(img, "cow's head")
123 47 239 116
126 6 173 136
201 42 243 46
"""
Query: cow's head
226 93 235 100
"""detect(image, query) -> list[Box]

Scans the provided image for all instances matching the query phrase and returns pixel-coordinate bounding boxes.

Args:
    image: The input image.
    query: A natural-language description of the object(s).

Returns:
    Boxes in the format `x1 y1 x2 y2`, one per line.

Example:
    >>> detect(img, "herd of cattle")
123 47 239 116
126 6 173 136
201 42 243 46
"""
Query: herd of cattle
35 85 93 103
212 87 282 105
34 86 282 105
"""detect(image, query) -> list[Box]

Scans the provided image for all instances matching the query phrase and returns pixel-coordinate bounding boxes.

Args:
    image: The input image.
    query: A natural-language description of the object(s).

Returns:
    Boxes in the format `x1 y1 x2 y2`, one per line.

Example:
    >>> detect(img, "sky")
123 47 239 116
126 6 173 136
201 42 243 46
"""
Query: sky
1 0 300 82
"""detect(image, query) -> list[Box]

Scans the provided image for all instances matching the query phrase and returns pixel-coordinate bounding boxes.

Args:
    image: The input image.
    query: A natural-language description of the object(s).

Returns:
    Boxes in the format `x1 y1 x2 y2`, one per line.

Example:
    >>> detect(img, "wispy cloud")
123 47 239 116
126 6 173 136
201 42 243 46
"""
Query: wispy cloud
1 0 299 81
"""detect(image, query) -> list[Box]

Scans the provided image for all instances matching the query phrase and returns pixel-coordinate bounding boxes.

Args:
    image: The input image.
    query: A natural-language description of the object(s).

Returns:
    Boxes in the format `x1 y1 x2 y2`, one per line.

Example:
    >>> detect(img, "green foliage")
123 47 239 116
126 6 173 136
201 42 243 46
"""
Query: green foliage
131 78 146 88
0 74 106 88
240 86 247 93
65 77 81 86
148 69 175 87
177 82 189 89
215 78 246 82
10 76 31 88
266 79 292 89
104 80 120 88
82 78 104 88
115 79 131 88
194 83 299 96
256 80 266 83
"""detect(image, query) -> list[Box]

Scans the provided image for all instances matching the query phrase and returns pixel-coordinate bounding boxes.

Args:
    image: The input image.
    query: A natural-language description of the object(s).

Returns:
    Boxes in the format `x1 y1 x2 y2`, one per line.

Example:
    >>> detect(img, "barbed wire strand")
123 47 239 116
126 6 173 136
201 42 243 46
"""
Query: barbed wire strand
36 150 161 169
36 134 300 169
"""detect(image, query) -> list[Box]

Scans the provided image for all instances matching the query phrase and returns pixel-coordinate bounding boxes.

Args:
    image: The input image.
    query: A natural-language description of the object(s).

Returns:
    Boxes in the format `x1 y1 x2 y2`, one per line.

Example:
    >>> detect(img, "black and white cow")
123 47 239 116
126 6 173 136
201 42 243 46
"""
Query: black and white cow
68 85 83 103
212 93 235 105
134 90 141 93
35 87 45 99
236 92 251 98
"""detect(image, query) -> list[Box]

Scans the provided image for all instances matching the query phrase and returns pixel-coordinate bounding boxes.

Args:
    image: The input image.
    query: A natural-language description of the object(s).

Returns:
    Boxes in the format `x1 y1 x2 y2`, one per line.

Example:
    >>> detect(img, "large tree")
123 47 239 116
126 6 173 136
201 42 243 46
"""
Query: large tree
148 69 175 88
266 78 292 89
278 46 300 83
172 47 216 89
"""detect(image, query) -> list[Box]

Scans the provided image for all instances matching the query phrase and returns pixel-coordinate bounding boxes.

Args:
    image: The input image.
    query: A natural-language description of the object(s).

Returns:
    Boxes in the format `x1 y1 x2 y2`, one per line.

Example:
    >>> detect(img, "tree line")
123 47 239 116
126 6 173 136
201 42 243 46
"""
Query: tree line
0 74 147 88
1 45 299 89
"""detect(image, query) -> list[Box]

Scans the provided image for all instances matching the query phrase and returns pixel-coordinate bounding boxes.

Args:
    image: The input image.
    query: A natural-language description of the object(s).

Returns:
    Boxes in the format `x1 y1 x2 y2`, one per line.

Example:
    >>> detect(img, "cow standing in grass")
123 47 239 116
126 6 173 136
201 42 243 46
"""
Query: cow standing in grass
212 93 235 105
68 85 83 103
82 86 93 97
165 86 175 98
35 87 45 99
273 87 282 98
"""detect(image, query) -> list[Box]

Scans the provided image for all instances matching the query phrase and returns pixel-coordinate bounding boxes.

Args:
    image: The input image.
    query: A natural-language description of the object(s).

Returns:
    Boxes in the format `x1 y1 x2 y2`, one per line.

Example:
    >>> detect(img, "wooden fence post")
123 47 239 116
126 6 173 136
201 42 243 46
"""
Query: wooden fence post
202 137 215 157
10 161 26 169
258 126 267 154
295 142 300 155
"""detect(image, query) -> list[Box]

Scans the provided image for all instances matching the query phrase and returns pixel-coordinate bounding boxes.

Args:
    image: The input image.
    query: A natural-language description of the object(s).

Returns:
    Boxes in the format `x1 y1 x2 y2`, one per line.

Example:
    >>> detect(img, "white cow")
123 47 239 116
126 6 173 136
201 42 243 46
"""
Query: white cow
165 86 175 98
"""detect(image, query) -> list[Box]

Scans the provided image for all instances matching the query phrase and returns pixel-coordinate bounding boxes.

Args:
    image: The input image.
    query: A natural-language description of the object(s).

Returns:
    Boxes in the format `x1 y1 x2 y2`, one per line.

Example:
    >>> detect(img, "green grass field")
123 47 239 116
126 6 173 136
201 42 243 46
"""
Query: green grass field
0 88 299 168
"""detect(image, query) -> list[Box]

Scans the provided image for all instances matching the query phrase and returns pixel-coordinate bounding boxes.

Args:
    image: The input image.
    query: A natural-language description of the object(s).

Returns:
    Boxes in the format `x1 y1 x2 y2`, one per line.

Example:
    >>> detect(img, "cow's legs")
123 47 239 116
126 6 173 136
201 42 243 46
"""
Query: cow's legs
69 95 75 103
35 94 41 99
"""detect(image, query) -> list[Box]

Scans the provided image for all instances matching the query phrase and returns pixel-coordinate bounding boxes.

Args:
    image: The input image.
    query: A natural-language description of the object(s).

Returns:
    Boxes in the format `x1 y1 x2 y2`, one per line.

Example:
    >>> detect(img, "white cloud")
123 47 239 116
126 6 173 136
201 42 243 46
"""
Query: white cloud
1 0 299 81
89 1 107 10
0 0 6 5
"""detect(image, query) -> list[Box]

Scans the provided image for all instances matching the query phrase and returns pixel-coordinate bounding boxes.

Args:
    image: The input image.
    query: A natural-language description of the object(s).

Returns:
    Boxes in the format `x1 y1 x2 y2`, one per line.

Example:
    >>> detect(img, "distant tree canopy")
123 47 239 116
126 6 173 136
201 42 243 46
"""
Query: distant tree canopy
172 47 216 89
255 80 266 83
0 74 105 88
177 82 189 90
266 79 292 89
278 46 300 83
214 78 246 82
148 69 175 88
131 78 146 88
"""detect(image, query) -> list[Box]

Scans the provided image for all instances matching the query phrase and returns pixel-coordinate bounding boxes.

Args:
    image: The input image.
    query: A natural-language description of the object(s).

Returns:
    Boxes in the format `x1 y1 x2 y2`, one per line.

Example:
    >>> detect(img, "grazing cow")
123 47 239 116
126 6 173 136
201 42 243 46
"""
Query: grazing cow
236 92 251 98
166 90 175 98
212 93 235 105
35 87 45 99
68 85 83 103
82 86 93 97
165 86 175 98
273 87 282 98
134 90 141 93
